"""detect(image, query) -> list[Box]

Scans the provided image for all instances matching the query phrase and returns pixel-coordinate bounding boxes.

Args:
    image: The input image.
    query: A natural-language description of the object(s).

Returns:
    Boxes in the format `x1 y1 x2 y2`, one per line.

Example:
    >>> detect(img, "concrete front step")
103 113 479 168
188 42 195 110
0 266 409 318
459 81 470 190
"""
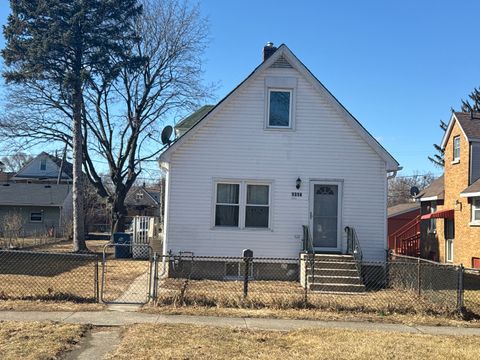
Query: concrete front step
310 268 359 277
307 275 363 285
308 283 366 293
306 261 358 270
304 254 355 261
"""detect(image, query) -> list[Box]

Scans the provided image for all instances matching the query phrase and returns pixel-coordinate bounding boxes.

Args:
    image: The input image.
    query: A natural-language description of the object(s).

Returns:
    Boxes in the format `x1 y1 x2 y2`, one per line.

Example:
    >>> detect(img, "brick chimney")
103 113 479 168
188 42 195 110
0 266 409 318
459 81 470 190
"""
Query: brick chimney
263 42 277 61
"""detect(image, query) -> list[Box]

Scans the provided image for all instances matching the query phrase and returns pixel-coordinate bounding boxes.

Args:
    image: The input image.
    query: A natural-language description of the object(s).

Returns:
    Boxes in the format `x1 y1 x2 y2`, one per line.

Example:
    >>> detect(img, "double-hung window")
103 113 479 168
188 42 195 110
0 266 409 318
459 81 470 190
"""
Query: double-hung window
267 89 292 128
245 185 270 228
214 181 271 229
40 159 47 171
215 183 240 227
453 136 460 161
472 198 480 223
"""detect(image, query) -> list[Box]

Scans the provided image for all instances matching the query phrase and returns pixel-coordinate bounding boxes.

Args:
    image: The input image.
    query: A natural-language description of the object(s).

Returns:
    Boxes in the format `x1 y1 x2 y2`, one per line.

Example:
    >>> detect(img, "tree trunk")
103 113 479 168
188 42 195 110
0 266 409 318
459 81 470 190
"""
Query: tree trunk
111 194 128 235
72 50 87 252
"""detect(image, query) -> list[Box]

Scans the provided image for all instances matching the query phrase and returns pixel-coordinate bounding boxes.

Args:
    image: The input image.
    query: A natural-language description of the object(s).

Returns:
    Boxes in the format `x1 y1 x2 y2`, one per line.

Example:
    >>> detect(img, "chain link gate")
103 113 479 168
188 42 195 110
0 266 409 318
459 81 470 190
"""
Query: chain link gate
100 243 158 305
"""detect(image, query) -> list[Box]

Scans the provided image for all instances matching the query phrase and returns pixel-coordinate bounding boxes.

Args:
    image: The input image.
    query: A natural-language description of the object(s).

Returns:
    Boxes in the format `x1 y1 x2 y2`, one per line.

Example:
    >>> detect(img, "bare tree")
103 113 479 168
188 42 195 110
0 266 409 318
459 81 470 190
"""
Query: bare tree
388 171 436 207
0 152 33 173
0 0 211 233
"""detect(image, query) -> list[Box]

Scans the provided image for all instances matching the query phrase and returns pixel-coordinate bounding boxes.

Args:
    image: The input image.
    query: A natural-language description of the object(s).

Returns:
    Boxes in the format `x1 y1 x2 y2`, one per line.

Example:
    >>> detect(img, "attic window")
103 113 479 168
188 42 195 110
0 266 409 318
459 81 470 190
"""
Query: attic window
453 136 460 161
136 192 144 201
267 89 292 128
40 159 47 171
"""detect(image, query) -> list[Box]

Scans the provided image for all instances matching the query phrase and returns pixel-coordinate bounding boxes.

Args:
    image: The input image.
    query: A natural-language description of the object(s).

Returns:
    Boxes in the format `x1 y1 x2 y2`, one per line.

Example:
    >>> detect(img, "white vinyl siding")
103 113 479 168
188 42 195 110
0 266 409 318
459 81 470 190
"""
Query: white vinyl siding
164 66 388 261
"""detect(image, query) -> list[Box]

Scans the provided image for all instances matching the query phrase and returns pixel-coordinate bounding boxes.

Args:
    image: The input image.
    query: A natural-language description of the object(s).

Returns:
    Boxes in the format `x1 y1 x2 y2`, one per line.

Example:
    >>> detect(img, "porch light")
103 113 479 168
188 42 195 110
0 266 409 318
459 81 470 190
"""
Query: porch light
296 177 302 190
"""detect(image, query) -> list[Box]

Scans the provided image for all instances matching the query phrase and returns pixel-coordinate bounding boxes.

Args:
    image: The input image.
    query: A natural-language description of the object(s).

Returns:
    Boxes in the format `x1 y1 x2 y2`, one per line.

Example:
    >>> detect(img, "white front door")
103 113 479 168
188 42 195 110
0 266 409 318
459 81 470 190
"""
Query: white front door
309 181 342 252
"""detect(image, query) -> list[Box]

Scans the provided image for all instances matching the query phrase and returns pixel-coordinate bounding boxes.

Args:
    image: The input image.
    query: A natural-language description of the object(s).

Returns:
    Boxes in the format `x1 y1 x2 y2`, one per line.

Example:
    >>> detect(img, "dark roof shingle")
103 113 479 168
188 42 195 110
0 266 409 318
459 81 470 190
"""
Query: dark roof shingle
387 202 420 217
454 112 480 140
417 175 444 200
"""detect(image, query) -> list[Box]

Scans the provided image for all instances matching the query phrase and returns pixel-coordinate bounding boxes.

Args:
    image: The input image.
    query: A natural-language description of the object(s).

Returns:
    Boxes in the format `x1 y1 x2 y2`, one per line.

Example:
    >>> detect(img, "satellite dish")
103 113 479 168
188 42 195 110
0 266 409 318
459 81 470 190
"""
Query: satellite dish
410 186 420 197
161 125 173 145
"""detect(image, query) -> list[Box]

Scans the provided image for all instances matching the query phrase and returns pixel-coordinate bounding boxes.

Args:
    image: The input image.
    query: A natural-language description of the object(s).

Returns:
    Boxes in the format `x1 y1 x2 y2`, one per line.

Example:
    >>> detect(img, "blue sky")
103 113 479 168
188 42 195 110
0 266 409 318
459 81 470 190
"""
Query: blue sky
2 0 480 178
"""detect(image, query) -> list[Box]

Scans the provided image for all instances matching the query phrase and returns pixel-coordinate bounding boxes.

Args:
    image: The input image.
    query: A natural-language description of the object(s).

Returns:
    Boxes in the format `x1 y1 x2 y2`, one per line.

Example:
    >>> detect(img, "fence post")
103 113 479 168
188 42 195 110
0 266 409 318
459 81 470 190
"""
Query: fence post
242 249 253 298
303 256 308 307
94 257 99 303
457 264 465 314
417 257 421 296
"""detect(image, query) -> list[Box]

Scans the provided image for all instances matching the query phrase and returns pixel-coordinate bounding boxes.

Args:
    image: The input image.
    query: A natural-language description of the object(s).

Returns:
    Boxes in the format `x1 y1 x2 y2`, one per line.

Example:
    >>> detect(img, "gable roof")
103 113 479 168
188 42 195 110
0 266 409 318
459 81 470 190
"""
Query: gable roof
159 44 399 171
441 112 480 149
417 175 444 201
125 186 159 208
460 177 480 197
0 183 71 206
387 202 420 218
13 152 73 180
175 105 215 135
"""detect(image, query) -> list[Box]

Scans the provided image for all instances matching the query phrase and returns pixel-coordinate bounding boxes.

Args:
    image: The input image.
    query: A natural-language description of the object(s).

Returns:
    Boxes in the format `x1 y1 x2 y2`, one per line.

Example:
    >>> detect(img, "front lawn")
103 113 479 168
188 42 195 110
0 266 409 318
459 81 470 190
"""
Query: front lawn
106 323 479 360
0 321 87 360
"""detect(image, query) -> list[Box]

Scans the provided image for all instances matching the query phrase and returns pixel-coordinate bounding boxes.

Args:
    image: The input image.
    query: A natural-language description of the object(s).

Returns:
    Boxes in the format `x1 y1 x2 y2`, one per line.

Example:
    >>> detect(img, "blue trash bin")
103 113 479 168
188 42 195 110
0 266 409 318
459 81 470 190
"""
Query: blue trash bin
113 232 132 258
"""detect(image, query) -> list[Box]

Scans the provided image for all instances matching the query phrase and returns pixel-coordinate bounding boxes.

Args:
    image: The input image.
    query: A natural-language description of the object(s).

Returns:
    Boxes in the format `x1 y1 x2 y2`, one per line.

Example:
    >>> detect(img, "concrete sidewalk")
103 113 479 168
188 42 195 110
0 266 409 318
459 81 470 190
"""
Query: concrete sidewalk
0 310 479 337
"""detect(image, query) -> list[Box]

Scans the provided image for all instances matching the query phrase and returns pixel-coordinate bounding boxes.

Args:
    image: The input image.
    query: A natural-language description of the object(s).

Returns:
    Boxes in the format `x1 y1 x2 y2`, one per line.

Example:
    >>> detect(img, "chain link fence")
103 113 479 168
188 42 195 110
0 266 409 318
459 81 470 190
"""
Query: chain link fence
0 249 99 302
154 253 480 317
0 248 478 319
0 226 69 250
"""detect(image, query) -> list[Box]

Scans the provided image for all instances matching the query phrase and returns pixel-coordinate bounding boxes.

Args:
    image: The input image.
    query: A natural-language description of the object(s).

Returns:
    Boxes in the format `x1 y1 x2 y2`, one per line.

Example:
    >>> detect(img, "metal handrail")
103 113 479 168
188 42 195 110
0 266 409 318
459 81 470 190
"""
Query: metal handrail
345 226 363 278
302 225 314 254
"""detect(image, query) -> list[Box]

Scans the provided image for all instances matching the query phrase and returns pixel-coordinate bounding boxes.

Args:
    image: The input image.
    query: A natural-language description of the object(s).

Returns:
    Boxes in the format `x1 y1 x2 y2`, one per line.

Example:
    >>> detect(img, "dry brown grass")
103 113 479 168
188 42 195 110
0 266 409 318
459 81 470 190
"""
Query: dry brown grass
106 323 480 360
0 255 97 302
0 321 88 360
28 239 109 253
0 300 105 312
143 304 480 328
101 259 151 302
156 278 461 316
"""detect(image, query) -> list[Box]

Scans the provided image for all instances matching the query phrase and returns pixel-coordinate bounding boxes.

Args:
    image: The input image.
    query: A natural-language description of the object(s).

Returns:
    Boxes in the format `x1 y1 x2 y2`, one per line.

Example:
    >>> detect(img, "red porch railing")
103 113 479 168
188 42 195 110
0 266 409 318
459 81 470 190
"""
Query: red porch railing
388 215 421 257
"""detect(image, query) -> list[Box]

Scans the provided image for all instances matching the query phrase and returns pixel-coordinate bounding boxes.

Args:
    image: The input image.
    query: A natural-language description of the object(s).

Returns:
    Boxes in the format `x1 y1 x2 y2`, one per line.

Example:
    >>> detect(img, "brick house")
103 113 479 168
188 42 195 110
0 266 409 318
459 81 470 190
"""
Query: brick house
418 112 480 268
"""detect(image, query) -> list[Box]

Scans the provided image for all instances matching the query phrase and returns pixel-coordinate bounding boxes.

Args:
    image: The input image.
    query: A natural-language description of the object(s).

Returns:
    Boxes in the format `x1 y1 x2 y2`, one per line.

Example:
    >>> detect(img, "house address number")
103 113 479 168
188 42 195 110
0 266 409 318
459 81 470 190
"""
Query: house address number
291 192 302 198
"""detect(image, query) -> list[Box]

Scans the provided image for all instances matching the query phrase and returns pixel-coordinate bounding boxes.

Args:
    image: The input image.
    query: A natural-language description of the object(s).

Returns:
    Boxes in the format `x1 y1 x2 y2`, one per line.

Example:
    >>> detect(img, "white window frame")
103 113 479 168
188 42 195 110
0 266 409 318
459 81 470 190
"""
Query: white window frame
214 182 241 228
446 238 453 263
40 159 47 171
266 88 293 129
428 201 437 234
212 180 272 230
453 136 460 161
135 192 144 201
30 211 43 223
471 198 480 225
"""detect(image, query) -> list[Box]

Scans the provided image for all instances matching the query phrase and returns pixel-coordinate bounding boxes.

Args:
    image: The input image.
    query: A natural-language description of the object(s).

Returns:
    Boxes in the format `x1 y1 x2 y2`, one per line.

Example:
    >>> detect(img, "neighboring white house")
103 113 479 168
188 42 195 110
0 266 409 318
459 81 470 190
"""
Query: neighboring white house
12 152 73 183
159 43 399 262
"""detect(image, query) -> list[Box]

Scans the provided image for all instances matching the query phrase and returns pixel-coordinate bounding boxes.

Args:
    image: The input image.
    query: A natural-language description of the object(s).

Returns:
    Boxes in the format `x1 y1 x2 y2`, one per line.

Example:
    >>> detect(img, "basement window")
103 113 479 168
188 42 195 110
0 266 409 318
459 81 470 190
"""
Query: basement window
224 261 253 279
30 212 43 222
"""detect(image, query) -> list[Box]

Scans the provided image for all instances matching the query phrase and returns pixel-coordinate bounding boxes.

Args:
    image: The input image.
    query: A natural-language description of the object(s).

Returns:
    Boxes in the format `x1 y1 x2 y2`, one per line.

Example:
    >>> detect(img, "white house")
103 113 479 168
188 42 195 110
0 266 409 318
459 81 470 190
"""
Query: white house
12 152 73 183
159 43 399 263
